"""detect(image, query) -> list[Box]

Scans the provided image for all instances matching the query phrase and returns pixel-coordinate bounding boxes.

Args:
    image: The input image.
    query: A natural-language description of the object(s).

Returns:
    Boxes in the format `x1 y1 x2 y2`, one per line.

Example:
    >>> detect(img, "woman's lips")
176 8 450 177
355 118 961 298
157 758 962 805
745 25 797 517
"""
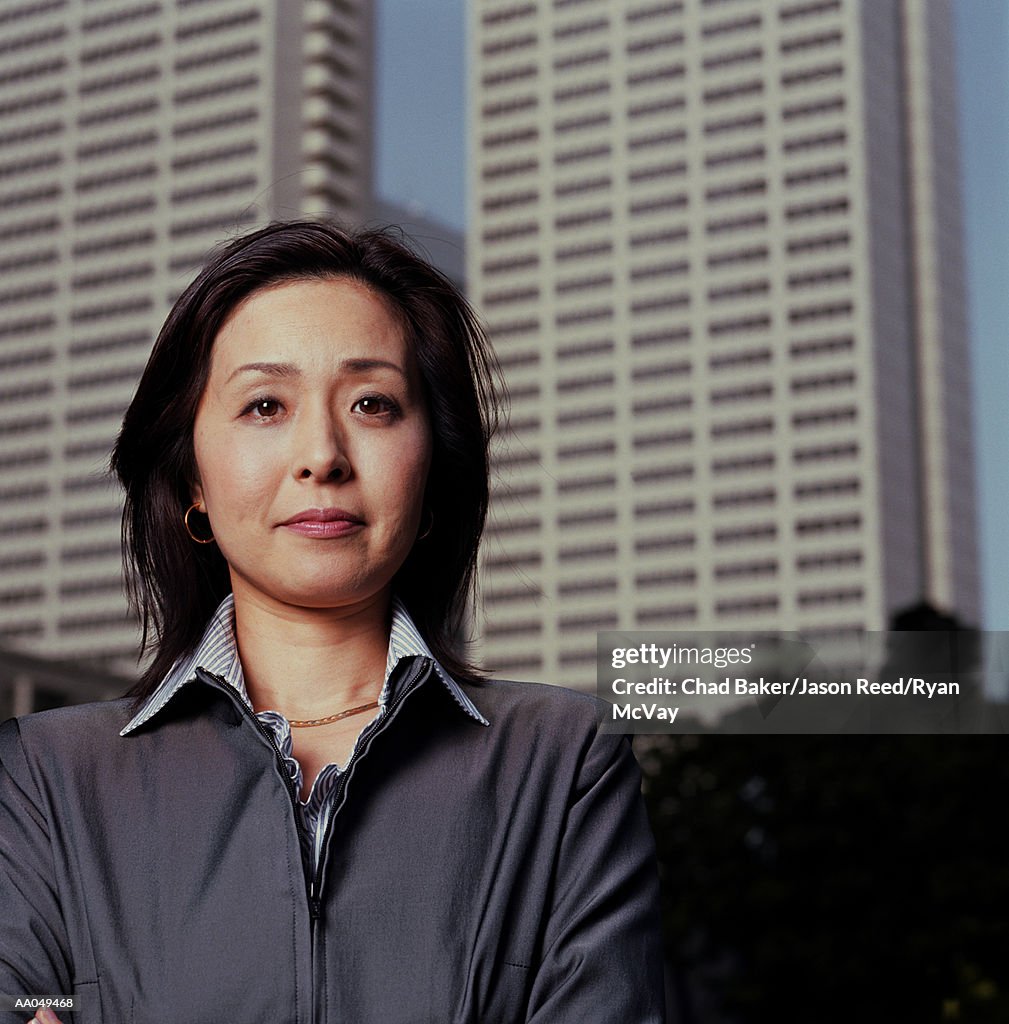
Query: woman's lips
278 509 364 538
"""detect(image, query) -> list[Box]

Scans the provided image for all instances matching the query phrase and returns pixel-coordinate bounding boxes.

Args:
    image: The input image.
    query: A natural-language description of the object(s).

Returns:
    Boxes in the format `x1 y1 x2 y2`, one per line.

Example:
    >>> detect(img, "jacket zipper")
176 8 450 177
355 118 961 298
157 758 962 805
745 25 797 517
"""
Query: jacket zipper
194 658 433 1023
194 668 316 890
310 657 433 911
195 667 322 1024
306 657 432 1024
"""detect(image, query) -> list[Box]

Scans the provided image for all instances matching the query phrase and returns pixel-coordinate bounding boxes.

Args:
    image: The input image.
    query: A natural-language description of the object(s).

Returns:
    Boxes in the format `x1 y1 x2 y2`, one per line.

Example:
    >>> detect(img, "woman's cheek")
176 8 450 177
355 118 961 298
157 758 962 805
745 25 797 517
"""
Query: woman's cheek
222 440 284 501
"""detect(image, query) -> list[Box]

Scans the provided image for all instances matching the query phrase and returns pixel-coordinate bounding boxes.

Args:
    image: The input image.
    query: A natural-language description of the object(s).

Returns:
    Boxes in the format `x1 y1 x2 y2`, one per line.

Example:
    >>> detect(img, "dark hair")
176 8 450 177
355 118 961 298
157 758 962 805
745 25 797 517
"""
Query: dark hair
111 219 500 712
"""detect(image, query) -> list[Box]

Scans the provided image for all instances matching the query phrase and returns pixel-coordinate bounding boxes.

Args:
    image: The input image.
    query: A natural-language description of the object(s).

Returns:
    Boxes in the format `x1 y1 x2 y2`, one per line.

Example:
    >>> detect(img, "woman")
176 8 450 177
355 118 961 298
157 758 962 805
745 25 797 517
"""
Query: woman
0 221 666 1023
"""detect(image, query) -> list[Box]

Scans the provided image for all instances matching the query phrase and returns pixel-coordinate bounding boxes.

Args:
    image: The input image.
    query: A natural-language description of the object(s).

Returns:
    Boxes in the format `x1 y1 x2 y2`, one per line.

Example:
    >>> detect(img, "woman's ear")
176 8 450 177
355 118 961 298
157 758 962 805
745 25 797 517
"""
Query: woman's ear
190 480 205 511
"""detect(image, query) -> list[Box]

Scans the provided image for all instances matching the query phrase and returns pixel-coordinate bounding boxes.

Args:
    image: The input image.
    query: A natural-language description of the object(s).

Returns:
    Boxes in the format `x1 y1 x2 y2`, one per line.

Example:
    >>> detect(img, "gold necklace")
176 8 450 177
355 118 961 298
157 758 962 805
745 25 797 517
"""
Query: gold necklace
288 700 380 728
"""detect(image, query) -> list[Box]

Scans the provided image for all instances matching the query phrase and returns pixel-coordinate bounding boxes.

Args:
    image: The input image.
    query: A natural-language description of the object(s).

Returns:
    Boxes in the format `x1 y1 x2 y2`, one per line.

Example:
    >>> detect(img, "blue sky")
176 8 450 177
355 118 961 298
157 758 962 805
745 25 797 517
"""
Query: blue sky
375 0 467 230
376 0 1009 628
953 0 1009 627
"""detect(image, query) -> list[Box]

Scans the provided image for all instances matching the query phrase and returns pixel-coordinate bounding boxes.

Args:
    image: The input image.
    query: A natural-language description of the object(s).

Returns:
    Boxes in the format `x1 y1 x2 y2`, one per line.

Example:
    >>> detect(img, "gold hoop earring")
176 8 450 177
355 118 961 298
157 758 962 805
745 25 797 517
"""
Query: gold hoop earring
418 507 434 541
184 502 215 544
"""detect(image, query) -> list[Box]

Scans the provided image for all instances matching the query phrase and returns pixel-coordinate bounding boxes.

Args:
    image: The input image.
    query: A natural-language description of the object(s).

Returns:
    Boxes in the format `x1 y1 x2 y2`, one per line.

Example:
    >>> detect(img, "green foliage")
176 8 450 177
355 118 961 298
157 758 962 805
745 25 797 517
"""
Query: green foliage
637 735 1009 1023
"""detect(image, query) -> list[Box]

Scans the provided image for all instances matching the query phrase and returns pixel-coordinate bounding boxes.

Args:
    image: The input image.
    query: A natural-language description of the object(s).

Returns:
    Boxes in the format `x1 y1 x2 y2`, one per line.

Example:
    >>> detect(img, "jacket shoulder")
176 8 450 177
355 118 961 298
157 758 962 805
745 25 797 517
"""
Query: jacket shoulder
458 676 607 734
0 698 135 761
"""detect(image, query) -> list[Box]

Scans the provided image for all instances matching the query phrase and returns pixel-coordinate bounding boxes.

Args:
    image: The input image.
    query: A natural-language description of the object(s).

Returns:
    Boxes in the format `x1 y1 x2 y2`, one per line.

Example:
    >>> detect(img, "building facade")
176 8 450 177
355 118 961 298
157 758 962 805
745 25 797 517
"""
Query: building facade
468 0 980 686
0 0 373 673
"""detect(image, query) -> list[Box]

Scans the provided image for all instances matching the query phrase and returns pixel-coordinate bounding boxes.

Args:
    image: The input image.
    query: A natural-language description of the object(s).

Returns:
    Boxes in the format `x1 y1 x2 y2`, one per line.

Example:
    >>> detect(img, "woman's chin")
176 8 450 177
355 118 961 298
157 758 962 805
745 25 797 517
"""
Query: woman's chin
228 569 391 614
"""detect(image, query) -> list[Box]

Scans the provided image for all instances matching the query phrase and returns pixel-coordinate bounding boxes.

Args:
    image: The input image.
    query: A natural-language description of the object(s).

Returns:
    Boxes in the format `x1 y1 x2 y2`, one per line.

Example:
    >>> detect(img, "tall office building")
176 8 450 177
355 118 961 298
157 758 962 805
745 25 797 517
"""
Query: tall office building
0 0 373 670
468 0 979 686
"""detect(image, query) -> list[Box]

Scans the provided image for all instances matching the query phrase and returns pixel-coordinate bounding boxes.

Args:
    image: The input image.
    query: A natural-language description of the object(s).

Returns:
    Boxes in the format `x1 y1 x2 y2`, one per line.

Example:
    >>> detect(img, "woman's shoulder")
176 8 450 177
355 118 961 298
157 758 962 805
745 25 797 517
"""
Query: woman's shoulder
457 676 609 736
0 698 135 762
452 677 638 797
4 697 135 729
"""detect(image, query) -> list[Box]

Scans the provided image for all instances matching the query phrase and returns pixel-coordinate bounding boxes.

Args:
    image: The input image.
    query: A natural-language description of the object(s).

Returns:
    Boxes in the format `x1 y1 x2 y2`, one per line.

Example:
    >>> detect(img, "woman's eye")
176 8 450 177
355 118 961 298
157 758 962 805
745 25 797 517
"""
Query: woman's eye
246 398 281 418
353 395 398 416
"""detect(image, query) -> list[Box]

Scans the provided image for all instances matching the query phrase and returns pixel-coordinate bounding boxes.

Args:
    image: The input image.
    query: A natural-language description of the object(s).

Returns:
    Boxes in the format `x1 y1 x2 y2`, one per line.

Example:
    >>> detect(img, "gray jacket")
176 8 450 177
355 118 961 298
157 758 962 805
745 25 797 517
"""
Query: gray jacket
0 659 666 1023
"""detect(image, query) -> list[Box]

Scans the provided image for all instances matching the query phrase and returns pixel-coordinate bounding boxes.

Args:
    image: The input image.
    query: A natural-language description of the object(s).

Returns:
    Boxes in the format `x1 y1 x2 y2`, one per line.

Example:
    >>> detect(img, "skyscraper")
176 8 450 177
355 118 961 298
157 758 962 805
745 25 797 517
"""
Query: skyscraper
0 0 374 668
468 0 979 686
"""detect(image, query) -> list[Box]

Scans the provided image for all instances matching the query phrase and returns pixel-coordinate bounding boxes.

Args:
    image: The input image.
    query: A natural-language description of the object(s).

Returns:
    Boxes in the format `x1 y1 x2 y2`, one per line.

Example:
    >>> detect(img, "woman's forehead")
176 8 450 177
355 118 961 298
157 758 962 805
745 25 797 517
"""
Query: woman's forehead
208 277 414 378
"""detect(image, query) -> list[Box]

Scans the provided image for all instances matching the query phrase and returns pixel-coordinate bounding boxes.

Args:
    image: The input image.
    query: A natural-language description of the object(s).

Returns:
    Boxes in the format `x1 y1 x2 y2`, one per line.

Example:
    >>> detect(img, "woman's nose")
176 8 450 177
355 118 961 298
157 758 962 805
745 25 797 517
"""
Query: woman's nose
292 409 352 482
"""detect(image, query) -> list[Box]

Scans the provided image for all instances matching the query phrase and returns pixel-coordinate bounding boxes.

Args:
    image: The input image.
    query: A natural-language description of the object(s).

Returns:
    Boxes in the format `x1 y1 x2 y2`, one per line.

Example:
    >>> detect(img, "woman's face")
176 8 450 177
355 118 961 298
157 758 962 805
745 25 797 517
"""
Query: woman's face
190 276 432 614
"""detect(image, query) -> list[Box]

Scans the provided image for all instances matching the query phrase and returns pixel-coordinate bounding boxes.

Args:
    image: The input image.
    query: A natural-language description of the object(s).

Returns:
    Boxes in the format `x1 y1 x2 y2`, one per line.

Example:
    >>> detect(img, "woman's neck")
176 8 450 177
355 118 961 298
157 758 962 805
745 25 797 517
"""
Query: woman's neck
230 582 392 719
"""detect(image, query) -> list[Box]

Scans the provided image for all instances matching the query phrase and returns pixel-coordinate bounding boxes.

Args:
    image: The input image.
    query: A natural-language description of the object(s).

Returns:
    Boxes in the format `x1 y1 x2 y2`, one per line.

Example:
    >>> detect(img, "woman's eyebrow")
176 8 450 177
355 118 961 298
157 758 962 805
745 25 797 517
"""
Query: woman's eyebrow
226 362 301 384
226 358 406 384
340 357 407 378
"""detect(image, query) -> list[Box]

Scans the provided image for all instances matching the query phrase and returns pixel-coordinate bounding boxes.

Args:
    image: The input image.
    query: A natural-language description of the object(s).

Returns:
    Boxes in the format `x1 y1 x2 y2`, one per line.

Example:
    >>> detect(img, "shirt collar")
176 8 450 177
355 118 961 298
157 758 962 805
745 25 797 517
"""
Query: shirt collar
120 593 488 736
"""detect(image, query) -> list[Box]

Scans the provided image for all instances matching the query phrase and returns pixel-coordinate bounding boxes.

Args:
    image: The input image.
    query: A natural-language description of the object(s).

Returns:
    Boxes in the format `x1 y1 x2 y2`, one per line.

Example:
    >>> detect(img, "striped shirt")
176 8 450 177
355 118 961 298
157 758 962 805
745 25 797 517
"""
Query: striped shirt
120 593 488 874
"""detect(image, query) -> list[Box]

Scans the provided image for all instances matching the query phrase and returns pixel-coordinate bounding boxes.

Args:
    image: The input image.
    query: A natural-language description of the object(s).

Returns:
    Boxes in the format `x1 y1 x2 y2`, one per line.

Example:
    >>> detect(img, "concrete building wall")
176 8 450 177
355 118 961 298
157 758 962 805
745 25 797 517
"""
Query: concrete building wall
467 0 980 686
860 0 924 617
900 0 980 625
0 0 374 672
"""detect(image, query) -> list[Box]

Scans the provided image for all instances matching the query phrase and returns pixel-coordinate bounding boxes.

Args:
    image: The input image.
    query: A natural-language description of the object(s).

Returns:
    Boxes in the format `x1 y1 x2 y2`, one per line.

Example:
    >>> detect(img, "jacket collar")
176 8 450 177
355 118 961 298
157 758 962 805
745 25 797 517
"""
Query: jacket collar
120 593 488 736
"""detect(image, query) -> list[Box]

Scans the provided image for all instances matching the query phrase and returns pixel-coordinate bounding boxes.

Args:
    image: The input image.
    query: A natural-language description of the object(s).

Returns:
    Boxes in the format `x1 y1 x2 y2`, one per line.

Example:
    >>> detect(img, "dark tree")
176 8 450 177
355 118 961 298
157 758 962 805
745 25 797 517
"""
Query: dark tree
638 731 1009 1023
